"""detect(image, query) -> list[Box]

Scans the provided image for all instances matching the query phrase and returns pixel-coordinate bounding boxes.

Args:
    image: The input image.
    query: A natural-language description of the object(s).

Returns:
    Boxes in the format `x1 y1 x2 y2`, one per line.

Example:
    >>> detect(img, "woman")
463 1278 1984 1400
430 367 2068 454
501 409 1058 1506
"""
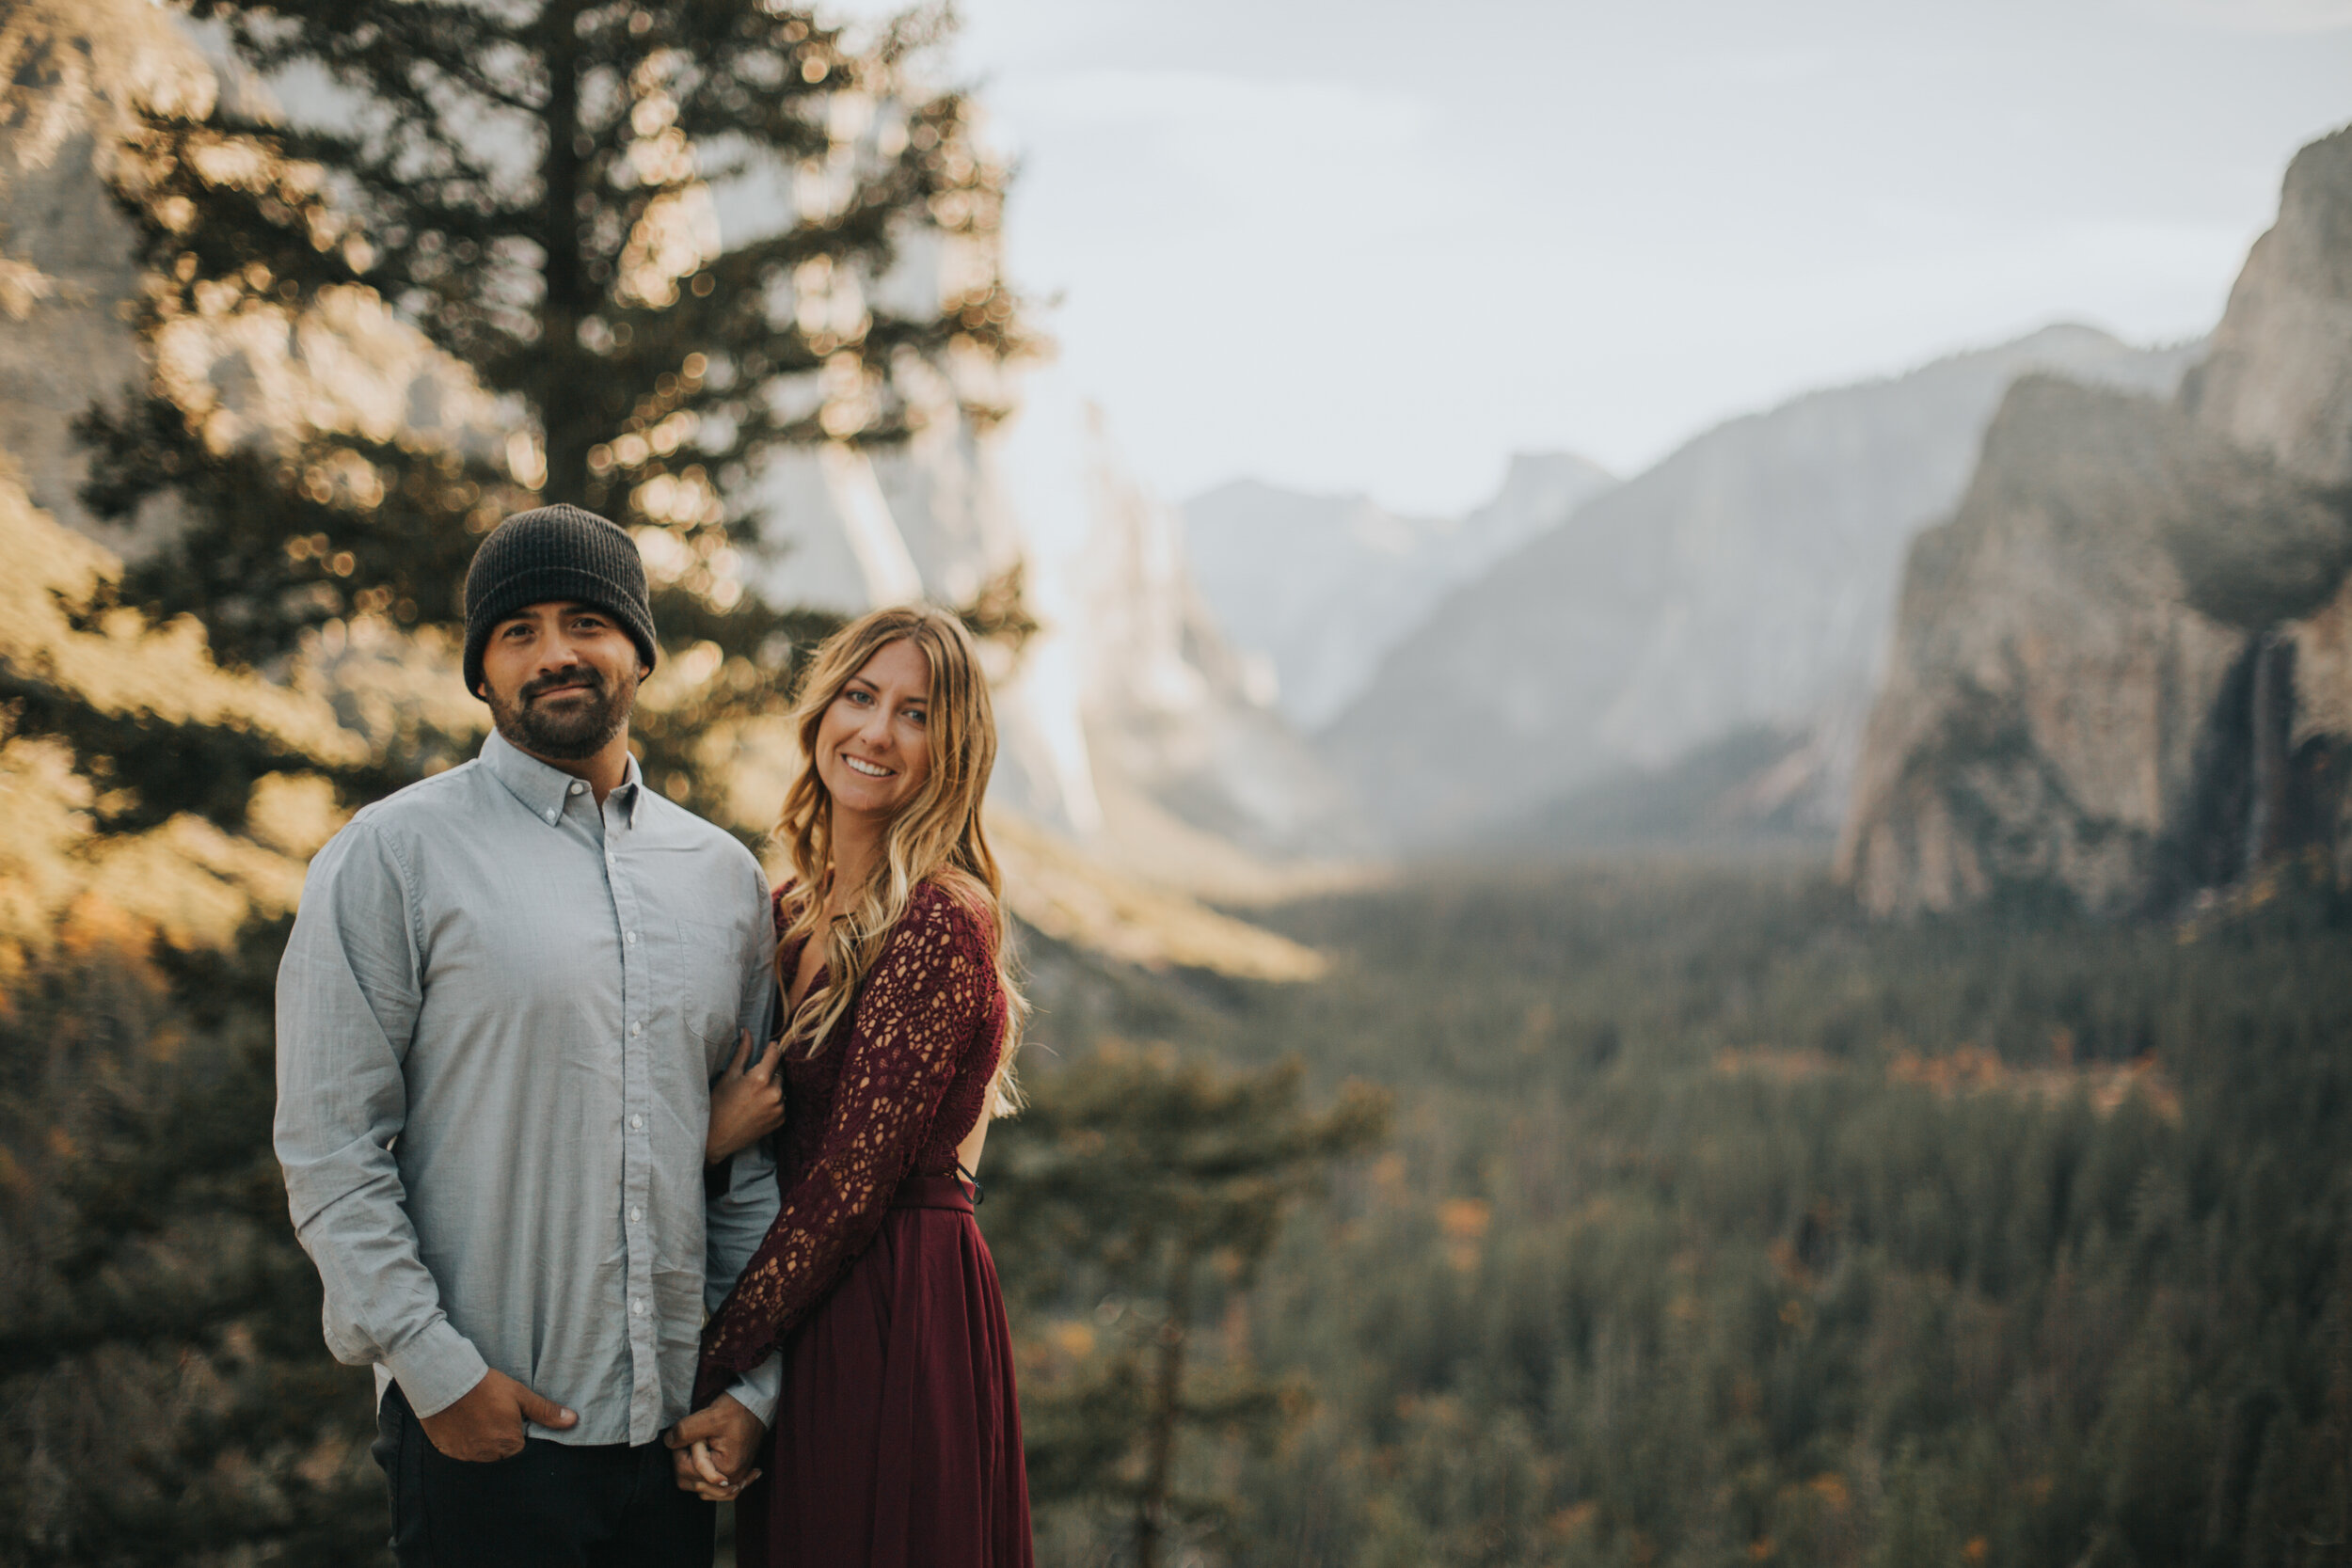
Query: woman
691 604 1034 1568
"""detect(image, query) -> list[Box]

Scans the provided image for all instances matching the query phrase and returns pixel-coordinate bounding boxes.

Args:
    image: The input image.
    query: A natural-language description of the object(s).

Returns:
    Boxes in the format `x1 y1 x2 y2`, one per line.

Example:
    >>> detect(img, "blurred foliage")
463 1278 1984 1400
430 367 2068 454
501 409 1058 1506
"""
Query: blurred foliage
1006 853 2352 1568
985 1046 1389 1568
0 924 389 1566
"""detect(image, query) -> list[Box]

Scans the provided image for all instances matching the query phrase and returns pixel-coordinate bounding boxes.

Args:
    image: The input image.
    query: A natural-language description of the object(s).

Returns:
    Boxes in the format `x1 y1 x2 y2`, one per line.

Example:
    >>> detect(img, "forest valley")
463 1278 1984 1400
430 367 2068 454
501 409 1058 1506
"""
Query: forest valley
6 836 2349 1568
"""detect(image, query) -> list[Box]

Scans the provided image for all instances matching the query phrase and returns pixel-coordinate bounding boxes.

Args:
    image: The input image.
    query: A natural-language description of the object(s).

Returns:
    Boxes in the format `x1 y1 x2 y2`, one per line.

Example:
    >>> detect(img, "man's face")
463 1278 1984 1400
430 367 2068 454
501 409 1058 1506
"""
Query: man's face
478 602 645 762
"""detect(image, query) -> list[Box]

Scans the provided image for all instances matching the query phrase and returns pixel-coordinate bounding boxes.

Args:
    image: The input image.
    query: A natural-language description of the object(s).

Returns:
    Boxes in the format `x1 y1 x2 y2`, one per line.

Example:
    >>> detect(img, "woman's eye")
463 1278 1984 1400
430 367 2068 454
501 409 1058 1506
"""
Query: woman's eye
904 709 927 726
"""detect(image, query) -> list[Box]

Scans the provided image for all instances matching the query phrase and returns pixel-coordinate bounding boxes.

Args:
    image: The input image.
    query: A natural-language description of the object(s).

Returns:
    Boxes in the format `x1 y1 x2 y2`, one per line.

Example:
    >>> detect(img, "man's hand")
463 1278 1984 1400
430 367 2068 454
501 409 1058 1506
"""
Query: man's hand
707 1029 786 1165
665 1394 766 1500
417 1369 578 1462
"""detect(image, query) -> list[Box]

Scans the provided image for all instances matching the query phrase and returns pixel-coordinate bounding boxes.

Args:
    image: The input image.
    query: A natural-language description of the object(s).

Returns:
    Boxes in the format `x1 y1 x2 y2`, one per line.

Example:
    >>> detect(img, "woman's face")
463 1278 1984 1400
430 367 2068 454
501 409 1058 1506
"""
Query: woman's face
815 637 934 822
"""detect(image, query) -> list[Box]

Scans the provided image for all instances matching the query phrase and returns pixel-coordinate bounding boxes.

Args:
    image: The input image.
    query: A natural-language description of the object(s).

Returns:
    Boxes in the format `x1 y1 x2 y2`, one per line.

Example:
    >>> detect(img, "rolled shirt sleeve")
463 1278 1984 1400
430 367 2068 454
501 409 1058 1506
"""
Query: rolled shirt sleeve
274 818 487 1418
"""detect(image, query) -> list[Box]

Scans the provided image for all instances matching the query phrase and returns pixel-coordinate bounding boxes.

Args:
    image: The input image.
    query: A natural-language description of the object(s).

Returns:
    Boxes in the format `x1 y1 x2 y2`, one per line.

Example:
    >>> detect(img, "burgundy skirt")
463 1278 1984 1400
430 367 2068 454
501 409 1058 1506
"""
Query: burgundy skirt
734 1175 1034 1568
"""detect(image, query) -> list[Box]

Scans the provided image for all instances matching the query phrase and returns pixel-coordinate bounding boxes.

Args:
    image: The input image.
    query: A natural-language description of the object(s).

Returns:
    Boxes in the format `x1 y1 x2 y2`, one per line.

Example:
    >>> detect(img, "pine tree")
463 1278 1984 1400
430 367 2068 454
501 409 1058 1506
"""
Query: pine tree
77 0 1028 810
984 1046 1390 1568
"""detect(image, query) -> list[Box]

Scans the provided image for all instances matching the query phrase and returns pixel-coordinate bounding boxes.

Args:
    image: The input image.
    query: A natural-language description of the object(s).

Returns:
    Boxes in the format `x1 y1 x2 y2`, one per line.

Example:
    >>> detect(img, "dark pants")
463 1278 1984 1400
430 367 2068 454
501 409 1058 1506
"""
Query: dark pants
373 1385 714 1568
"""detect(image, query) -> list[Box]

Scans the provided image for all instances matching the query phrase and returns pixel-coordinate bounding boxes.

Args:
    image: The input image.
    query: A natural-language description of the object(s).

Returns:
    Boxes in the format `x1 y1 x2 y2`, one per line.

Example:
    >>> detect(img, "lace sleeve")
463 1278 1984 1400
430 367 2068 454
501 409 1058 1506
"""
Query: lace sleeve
694 886 993 1402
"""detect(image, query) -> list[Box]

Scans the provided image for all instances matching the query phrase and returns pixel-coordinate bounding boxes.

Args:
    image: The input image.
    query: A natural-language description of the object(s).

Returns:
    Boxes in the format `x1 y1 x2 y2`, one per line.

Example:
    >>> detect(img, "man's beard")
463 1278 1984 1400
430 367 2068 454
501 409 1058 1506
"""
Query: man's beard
487 664 636 761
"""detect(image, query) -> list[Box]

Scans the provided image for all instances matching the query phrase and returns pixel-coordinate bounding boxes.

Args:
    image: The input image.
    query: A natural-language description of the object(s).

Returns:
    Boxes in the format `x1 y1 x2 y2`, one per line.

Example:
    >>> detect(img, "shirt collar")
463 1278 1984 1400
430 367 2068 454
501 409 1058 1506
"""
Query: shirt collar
480 729 644 829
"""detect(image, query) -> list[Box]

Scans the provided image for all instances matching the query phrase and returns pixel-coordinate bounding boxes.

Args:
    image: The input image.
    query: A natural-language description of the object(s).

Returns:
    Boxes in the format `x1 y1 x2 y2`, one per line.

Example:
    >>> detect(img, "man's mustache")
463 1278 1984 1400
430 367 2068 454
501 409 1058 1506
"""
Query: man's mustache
521 666 606 703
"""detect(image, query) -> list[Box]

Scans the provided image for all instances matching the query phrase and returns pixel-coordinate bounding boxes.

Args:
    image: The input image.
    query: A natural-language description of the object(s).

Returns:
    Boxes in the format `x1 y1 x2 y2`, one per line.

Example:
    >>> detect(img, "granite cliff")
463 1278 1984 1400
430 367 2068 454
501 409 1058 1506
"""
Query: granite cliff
1074 410 1367 866
1839 125 2352 916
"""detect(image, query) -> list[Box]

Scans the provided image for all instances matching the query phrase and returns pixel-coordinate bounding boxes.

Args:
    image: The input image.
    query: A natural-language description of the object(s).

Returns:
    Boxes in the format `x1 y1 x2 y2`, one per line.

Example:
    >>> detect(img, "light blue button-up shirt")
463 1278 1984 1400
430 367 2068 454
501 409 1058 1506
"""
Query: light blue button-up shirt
275 731 780 1446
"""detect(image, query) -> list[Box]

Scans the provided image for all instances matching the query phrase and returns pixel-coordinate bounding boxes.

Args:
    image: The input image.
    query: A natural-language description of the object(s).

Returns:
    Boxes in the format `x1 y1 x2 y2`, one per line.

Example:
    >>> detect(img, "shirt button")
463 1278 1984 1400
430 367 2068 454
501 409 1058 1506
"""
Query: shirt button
629 1114 644 1130
629 1205 643 1223
626 930 639 943
629 1022 642 1037
568 781 585 795
544 808 559 823
630 1299 645 1317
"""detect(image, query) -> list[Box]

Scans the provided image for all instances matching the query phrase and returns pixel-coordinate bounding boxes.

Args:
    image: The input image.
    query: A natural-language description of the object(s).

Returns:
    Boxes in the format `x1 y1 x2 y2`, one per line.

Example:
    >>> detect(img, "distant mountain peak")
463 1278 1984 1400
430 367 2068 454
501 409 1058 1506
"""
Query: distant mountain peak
1181 455 1616 729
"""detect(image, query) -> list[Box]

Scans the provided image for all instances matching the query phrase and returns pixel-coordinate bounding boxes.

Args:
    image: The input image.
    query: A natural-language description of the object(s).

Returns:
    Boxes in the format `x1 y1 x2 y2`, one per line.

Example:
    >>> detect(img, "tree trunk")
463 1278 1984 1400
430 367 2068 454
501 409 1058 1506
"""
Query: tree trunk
1134 1250 1195 1568
535 0 591 507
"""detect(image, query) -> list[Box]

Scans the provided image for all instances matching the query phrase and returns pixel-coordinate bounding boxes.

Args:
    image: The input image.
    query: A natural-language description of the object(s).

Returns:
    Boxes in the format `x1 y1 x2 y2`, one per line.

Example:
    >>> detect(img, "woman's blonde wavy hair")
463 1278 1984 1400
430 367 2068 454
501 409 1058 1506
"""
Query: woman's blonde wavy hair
771 604 1027 1112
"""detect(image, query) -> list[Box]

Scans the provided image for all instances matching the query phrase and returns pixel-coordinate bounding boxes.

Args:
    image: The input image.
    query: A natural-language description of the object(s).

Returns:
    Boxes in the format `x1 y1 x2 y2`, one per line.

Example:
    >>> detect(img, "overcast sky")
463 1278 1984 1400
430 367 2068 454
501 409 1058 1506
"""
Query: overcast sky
820 0 2352 523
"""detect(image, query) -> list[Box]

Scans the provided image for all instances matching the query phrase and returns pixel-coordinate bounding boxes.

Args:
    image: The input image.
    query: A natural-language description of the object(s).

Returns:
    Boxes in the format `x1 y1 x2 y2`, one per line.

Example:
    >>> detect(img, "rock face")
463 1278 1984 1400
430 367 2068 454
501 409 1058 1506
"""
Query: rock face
2185 129 2352 488
0 0 210 551
1839 125 2352 916
1323 324 2199 847
1074 409 1367 861
1182 451 1614 729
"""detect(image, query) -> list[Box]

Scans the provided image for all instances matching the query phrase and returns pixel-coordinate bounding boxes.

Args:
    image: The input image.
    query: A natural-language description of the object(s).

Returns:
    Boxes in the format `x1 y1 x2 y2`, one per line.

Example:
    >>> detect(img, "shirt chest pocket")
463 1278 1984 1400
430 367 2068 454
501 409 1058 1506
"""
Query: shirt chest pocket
662 918 746 1055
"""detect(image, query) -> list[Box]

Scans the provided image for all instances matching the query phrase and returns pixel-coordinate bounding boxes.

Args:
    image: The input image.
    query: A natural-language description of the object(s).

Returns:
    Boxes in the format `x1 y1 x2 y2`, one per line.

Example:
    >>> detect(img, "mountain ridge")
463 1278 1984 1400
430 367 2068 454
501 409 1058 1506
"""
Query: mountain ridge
1181 451 1615 729
1321 321 2203 847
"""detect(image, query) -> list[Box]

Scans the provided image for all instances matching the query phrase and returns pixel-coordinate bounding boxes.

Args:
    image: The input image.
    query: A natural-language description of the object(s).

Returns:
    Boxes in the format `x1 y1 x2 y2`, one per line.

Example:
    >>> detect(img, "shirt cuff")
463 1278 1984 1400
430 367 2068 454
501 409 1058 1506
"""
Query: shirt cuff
382 1319 490 1419
726 1354 781 1426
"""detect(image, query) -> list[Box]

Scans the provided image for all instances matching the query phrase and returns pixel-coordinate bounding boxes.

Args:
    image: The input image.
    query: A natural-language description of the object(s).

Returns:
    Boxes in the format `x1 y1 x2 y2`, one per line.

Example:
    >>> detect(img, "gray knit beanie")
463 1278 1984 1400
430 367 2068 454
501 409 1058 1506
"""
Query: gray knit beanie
462 504 659 698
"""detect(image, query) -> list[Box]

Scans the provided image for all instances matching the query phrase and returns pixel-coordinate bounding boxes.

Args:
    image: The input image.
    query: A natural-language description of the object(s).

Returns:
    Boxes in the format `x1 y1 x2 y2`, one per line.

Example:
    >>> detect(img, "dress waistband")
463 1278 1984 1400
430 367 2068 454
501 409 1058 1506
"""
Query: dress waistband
889 1172 976 1213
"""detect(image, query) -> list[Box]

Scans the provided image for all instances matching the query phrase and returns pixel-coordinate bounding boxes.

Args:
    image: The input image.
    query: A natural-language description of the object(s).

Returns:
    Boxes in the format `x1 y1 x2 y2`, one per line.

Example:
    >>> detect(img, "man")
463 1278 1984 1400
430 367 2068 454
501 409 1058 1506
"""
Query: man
276 504 781 1566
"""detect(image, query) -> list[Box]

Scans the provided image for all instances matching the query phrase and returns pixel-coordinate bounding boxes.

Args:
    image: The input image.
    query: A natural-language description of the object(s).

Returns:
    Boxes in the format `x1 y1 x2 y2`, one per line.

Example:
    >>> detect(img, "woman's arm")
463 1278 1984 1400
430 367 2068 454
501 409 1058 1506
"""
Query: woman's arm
693 887 993 1400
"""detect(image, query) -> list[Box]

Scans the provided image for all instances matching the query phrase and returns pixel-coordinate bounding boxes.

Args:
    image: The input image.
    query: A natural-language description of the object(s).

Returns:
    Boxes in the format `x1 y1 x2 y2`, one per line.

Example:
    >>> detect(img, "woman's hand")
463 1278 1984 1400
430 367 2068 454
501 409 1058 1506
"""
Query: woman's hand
707 1029 786 1164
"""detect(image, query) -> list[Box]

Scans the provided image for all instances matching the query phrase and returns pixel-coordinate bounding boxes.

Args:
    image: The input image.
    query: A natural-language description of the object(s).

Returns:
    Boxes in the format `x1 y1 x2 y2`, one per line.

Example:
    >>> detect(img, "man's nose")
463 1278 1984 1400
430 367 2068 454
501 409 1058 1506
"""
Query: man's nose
532 631 585 674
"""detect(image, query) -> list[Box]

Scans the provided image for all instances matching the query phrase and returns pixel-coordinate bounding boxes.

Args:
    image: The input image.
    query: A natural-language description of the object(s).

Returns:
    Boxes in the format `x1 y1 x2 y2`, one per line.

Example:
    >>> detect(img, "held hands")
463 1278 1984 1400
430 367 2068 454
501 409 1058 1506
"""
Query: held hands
707 1028 786 1164
666 1394 766 1499
417 1369 578 1462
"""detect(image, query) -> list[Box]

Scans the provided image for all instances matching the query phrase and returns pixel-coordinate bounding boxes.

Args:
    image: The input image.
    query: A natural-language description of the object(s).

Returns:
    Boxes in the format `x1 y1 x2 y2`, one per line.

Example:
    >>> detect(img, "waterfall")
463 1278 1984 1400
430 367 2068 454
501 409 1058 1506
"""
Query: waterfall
2243 629 2297 878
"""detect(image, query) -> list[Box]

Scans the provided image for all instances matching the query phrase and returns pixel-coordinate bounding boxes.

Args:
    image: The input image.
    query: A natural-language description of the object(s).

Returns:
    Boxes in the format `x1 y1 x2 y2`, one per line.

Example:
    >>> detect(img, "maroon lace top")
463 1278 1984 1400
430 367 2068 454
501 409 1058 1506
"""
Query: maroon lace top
694 879 1009 1402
